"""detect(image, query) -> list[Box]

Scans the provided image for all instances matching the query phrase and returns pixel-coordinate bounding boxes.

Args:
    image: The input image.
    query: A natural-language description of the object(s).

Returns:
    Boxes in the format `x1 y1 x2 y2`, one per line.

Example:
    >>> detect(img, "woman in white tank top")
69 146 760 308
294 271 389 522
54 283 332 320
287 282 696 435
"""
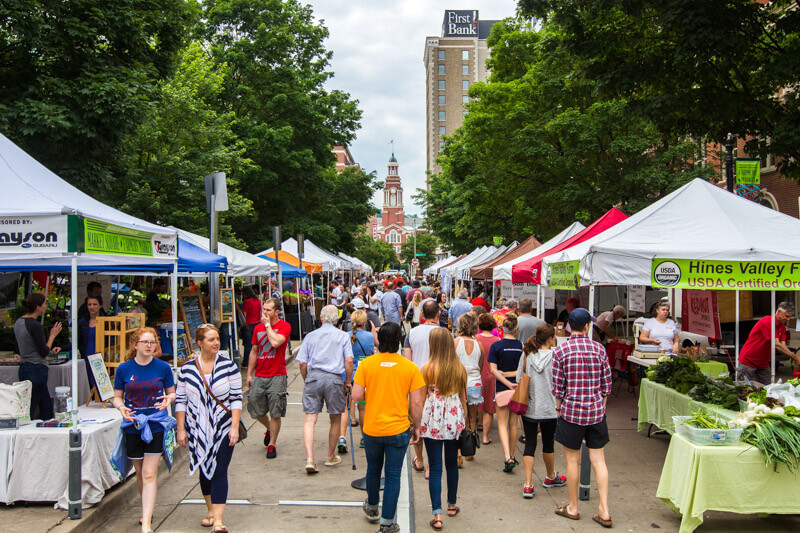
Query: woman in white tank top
453 313 484 460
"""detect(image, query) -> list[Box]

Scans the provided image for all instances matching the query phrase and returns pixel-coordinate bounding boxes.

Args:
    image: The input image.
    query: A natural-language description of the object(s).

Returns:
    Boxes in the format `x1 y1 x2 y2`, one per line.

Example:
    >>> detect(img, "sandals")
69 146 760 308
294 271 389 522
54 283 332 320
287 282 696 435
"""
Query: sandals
481 439 492 445
592 514 613 528
503 458 517 473
447 505 460 517
430 518 443 530
555 505 580 521
201 515 214 527
413 456 425 472
212 526 228 533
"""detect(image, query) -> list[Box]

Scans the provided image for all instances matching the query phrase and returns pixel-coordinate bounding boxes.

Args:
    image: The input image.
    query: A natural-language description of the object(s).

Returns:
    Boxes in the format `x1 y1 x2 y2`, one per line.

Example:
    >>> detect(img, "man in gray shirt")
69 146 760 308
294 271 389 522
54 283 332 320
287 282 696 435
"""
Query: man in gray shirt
517 297 545 344
380 282 403 324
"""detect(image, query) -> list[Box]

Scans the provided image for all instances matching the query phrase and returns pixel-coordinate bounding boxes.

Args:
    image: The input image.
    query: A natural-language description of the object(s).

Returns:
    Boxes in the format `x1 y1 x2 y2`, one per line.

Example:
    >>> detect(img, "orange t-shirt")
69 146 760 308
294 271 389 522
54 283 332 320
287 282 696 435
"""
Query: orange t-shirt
354 352 426 437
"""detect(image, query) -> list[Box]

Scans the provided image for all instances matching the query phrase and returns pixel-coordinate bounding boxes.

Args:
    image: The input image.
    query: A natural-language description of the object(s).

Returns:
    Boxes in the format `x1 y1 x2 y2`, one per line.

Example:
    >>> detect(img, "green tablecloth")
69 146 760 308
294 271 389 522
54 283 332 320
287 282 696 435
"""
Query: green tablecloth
657 433 800 532
637 379 738 433
696 361 729 378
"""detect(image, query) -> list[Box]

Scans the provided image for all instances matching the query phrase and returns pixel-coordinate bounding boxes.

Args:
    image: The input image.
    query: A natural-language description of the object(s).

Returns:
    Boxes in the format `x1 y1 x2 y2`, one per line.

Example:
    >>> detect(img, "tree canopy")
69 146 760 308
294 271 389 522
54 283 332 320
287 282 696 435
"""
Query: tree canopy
400 233 439 269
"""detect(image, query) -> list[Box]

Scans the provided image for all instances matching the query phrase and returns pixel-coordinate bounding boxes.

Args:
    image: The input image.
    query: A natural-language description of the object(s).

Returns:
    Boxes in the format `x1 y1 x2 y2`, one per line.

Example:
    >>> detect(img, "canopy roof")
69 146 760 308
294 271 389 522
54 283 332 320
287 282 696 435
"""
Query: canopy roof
470 236 542 280
261 250 322 274
177 239 227 273
259 238 348 271
456 245 509 280
542 178 800 286
338 252 371 273
261 256 308 278
423 255 455 275
442 247 494 277
493 222 585 280
512 209 628 283
174 228 272 277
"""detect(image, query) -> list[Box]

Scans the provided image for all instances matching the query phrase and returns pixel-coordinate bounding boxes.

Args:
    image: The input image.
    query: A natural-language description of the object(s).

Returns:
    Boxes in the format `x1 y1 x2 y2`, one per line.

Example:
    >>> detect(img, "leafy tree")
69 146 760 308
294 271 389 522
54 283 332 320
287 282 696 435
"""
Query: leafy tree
400 233 439 269
421 20 710 253
120 42 252 248
517 0 800 177
0 0 198 194
201 0 364 252
352 233 397 273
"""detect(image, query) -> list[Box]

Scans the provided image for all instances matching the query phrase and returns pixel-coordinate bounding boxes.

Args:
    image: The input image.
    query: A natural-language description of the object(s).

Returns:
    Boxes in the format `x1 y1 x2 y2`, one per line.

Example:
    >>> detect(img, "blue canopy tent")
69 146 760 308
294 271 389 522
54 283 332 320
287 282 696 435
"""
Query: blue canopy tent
177 238 227 273
259 256 308 278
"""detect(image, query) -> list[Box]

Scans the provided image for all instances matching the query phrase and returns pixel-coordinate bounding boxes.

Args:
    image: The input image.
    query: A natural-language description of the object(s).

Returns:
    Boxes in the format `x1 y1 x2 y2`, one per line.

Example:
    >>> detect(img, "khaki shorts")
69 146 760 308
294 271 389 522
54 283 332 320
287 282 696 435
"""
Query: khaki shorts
302 369 346 414
247 375 288 419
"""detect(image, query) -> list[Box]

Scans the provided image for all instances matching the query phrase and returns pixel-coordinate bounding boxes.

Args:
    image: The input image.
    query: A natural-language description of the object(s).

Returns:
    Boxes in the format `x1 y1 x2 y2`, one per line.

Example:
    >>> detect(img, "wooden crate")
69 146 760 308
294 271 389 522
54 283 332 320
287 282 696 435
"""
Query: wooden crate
717 290 753 323
94 313 146 376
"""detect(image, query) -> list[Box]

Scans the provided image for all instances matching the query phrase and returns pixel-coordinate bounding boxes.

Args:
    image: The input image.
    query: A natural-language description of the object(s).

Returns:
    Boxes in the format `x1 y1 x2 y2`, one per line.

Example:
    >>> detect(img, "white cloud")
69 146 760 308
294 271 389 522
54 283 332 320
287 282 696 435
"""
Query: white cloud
306 1 518 214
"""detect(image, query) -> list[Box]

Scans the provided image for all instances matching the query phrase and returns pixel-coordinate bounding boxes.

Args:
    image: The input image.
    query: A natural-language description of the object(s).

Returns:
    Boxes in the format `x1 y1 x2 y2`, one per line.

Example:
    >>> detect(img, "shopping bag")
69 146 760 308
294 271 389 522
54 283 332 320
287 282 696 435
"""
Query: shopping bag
508 354 530 415
0 380 32 424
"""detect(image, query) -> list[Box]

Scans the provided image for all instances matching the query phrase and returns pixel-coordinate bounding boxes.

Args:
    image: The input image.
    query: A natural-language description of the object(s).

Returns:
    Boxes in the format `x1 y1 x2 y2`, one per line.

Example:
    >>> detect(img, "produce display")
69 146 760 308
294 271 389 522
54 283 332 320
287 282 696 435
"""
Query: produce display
682 410 728 430
645 356 752 409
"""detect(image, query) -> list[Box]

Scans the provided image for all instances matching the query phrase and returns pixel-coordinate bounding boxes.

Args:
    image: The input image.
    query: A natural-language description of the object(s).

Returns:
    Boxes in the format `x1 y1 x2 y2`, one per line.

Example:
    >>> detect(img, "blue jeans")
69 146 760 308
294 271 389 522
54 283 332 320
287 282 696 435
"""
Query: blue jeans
423 438 459 515
19 363 53 420
363 429 410 526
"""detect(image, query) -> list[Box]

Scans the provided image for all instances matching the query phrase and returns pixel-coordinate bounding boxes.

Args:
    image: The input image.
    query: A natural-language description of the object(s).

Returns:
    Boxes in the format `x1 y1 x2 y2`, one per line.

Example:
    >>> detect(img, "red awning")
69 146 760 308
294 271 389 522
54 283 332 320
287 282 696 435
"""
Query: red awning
511 208 628 284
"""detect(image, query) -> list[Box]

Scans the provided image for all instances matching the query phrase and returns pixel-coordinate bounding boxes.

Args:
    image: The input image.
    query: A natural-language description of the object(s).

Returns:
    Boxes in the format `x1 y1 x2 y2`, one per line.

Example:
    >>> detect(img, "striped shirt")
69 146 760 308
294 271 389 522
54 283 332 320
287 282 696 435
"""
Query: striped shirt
551 334 611 426
175 353 242 478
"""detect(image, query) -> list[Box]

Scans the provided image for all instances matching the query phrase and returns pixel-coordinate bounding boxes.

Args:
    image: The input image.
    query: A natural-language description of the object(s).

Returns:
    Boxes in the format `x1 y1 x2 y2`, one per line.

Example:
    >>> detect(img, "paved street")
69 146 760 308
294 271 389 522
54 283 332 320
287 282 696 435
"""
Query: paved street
7 353 800 533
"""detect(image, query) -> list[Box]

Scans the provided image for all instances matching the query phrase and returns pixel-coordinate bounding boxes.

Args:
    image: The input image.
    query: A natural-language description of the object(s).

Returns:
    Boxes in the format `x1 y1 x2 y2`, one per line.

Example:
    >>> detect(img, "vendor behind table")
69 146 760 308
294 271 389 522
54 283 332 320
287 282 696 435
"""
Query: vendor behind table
639 300 680 355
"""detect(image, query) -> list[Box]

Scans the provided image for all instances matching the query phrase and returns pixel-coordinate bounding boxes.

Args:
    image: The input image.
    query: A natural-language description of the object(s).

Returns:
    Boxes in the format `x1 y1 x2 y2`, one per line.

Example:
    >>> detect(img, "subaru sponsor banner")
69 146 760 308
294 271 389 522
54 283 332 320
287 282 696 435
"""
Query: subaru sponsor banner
83 218 177 258
0 215 68 253
652 258 800 290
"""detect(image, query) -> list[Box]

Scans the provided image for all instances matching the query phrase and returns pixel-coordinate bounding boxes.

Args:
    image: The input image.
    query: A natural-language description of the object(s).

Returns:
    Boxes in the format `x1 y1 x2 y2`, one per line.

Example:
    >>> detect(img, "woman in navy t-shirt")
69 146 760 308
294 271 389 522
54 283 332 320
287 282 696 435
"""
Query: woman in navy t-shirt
113 327 175 533
489 313 523 473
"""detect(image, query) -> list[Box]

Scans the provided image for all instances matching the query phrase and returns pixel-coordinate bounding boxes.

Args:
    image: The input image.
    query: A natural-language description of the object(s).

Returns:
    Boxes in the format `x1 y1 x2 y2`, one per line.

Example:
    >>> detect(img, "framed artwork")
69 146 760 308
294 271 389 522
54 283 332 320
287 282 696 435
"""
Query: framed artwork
178 292 207 350
87 353 114 401
220 288 234 323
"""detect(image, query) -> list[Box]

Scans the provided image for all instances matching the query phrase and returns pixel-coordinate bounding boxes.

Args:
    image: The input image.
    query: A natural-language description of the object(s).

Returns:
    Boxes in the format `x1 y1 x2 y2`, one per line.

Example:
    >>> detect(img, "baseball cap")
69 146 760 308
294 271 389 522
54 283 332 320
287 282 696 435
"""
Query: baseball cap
568 308 595 329
352 297 366 309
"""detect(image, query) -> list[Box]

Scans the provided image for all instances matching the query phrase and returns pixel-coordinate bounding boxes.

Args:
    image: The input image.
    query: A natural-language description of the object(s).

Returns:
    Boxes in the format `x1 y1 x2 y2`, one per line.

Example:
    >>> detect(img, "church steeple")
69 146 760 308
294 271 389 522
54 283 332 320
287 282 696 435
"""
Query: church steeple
382 152 404 226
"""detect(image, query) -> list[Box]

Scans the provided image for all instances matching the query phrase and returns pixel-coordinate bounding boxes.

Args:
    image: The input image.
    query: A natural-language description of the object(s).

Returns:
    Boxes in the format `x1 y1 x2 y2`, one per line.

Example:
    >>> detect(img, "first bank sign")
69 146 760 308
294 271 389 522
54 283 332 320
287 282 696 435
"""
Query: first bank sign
443 10 478 36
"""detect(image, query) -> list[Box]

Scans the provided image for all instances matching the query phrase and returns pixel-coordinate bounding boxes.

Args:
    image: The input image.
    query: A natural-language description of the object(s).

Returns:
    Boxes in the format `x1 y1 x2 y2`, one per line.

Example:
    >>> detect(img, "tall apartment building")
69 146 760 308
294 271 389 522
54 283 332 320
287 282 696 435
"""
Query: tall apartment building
424 10 500 190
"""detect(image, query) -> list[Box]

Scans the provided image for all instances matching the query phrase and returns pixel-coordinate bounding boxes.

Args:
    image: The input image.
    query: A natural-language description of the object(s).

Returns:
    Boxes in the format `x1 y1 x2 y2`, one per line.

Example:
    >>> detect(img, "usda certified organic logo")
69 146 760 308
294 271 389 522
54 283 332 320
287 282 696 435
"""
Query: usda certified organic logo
654 261 681 286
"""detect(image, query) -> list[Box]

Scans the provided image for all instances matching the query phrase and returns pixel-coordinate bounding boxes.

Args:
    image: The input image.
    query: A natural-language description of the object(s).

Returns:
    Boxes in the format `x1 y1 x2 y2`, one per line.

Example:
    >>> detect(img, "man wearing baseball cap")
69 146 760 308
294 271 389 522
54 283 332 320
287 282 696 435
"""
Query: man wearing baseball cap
551 308 613 528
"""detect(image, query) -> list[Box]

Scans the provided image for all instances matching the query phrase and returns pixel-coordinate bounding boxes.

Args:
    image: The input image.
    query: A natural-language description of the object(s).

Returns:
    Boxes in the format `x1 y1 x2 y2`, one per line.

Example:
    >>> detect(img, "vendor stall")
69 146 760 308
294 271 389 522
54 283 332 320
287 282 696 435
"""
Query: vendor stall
637 378 737 433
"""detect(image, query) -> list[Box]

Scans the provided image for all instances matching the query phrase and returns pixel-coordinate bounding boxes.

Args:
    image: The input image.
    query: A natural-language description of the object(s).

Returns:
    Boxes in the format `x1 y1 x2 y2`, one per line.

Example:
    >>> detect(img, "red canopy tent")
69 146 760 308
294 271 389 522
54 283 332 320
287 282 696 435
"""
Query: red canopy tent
511 208 628 284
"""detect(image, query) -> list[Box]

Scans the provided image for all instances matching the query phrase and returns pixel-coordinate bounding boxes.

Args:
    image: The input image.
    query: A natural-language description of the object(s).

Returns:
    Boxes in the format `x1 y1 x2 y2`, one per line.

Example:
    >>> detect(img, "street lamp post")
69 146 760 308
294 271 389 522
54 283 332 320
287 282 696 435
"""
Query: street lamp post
725 133 735 193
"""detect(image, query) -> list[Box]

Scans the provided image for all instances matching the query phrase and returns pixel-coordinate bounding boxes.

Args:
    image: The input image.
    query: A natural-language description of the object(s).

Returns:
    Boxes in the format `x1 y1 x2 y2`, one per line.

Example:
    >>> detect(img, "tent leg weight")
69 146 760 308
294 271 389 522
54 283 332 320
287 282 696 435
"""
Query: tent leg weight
579 441 591 501
68 428 82 519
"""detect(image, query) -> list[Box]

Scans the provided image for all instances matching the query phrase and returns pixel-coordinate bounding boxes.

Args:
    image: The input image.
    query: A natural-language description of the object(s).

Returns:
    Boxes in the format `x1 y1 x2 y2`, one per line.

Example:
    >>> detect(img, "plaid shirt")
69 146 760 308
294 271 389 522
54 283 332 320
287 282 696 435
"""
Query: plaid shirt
551 334 611 426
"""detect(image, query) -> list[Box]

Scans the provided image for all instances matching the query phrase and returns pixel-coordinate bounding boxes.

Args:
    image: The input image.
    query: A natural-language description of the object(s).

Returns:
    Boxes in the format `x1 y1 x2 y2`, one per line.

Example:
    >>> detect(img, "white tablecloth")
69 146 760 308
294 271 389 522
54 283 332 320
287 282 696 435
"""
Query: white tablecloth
0 406 122 508
0 361 90 406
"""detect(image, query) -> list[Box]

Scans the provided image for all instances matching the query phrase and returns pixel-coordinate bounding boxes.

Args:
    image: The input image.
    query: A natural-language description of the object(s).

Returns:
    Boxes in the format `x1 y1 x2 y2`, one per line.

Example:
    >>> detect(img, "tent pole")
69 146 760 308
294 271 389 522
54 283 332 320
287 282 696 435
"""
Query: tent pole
230 276 239 364
70 256 79 417
735 290 740 374
771 290 776 384
297 278 303 345
68 254 81 520
588 284 595 339
41 274 50 323
172 262 179 370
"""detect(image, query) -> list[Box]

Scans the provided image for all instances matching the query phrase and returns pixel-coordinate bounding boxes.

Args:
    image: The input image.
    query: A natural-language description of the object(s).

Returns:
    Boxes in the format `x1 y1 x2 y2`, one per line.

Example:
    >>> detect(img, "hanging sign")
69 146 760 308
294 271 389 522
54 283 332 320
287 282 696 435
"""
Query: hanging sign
0 215 68 253
499 281 537 301
82 218 177 258
735 158 760 185
546 260 581 290
628 285 646 313
652 258 800 290
543 288 556 309
681 290 721 338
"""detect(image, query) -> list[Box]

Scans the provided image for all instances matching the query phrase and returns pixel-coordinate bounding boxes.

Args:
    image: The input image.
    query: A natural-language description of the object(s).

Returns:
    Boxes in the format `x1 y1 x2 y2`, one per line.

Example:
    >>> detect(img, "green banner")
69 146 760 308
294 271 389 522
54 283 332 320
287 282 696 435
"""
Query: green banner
651 258 800 290
546 260 581 290
735 158 760 185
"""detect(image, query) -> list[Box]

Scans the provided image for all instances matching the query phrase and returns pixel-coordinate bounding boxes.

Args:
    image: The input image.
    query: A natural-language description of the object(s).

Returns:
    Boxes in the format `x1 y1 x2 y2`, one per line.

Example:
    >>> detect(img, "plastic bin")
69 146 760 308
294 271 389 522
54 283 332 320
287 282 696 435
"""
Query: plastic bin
672 416 742 446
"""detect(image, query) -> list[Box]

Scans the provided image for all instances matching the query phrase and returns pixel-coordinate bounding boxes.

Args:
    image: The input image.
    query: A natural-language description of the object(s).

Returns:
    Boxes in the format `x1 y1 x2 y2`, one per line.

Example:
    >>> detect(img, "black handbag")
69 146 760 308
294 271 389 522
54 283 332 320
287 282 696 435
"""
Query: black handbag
458 388 480 456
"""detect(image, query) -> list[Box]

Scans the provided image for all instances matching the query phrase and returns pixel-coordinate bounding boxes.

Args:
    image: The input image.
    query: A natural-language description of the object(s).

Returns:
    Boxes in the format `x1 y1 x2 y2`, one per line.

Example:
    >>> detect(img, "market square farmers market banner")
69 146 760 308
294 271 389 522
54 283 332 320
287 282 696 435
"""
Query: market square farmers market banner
652 258 800 290
79 218 177 258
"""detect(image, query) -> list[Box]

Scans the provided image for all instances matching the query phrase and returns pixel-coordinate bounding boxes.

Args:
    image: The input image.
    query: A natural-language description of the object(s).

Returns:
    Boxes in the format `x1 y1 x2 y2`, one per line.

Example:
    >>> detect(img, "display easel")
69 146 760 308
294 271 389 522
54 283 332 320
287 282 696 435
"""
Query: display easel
178 291 207 350
85 387 110 407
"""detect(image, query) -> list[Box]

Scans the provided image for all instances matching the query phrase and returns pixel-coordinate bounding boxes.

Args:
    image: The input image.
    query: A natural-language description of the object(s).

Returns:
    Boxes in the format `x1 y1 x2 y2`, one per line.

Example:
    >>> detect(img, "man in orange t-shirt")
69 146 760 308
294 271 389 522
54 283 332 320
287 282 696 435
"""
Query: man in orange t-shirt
353 322 426 532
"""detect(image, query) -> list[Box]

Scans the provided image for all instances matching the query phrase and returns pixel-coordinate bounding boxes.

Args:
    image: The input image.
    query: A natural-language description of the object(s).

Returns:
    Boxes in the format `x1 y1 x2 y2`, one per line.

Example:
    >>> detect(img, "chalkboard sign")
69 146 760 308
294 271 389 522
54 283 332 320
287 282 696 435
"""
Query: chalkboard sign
176 334 192 362
178 292 207 350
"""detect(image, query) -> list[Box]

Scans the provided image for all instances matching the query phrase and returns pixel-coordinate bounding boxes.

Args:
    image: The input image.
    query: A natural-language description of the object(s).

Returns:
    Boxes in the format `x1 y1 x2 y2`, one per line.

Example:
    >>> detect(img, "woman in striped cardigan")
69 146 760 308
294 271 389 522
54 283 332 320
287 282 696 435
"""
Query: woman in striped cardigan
176 324 242 533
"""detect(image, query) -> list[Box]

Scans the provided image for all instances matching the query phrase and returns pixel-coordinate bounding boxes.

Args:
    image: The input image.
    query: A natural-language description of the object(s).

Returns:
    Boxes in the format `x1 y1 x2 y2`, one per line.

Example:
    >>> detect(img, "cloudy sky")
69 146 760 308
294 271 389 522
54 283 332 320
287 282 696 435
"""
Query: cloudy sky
306 1 519 215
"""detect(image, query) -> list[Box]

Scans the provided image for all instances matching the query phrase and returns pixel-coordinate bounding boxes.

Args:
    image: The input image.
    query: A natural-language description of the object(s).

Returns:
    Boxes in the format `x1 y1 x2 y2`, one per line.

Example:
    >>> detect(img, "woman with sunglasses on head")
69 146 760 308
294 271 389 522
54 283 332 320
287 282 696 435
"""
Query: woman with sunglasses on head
112 327 176 533
176 324 242 533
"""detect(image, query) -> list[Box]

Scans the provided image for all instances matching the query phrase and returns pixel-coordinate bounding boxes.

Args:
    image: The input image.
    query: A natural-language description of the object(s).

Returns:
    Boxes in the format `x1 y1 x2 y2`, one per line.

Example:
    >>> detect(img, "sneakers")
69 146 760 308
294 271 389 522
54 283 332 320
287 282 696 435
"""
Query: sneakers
266 445 277 459
523 485 535 498
338 436 348 454
360 437 365 448
305 460 318 474
543 472 567 488
378 524 400 533
263 430 271 447
362 499 379 523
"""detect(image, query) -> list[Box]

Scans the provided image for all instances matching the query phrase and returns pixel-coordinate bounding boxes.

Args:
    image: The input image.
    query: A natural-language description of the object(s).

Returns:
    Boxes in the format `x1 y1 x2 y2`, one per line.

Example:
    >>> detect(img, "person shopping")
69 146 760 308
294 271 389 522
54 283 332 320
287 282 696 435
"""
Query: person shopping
112 327 176 533
454 313 483 460
476 312 499 445
175 324 242 533
338 309 375 453
238 287 262 369
515 323 566 499
408 291 423 328
488 313 523 473
421 328 467 530
14 293 62 420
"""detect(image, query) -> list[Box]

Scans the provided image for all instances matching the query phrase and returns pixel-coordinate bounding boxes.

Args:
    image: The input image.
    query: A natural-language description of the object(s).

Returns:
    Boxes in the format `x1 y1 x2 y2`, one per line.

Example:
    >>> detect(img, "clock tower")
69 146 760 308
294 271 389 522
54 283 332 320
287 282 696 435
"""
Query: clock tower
382 152 405 227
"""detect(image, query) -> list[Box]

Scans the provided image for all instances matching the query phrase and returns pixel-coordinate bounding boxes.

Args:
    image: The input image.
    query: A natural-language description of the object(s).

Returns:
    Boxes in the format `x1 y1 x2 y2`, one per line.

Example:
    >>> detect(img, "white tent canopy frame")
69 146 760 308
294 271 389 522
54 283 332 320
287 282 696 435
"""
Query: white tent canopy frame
456 244 511 281
492 222 586 281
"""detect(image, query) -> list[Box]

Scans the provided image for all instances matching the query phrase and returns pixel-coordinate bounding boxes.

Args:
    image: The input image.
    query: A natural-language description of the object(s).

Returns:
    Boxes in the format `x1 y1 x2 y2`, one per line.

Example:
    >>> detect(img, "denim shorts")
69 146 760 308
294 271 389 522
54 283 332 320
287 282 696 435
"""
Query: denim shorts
466 384 483 406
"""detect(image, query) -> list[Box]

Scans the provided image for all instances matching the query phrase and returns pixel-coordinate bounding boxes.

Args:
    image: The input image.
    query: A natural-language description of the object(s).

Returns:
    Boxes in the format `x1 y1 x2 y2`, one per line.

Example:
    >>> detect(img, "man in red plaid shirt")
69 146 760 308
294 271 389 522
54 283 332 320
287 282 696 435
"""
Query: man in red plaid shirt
551 308 613 528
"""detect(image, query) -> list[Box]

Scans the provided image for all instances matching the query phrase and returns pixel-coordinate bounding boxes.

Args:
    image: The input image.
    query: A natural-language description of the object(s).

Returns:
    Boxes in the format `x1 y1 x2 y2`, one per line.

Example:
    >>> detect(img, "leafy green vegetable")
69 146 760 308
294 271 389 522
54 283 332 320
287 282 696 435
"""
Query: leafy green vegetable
741 414 800 472
683 410 728 429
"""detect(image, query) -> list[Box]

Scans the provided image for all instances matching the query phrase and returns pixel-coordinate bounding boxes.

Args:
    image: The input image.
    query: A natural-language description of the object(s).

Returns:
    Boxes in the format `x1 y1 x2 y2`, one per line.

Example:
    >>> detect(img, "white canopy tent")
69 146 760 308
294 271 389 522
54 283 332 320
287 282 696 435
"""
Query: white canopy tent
338 252 371 273
424 255 454 276
456 244 511 280
259 238 349 272
493 221 585 281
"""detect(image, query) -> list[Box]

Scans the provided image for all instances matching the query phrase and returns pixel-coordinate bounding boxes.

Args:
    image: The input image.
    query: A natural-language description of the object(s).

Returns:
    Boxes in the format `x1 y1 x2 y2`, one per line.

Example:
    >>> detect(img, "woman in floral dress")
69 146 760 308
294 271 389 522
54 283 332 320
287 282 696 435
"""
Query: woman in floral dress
420 328 467 530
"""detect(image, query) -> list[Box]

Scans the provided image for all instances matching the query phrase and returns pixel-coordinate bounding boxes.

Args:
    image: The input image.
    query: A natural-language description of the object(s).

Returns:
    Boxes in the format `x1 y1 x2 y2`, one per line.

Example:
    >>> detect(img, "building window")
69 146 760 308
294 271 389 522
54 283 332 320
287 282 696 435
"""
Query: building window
463 110 468 119
439 110 446 121
462 80 469 91
462 95 470 104
438 64 445 75
462 50 469 60
395 245 401 253
438 80 445 90
439 126 446 136
462 64 469 75
390 190 397 206
438 50 445 60
759 135 776 171
438 95 445 106
438 141 445 151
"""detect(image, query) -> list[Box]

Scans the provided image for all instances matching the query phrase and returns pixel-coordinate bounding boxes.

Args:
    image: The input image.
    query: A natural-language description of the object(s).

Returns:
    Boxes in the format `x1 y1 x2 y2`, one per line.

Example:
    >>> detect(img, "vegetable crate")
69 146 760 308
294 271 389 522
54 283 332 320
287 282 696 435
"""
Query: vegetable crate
94 313 146 378
672 416 743 446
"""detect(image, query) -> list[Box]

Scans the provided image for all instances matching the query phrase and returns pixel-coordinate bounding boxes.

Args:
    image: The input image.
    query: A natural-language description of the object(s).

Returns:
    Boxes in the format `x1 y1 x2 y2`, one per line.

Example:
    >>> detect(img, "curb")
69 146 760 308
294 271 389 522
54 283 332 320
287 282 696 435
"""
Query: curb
63 446 190 532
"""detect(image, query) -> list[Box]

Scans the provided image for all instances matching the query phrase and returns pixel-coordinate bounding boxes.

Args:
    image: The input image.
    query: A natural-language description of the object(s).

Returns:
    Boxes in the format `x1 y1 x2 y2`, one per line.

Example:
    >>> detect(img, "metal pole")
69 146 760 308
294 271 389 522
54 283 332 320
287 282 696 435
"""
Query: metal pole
735 290 740 373
230 276 239 364
209 193 220 324
172 262 178 368
68 254 81 519
41 274 50 323
273 227 282 311
588 284 595 339
725 133 735 193
771 290 776 384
